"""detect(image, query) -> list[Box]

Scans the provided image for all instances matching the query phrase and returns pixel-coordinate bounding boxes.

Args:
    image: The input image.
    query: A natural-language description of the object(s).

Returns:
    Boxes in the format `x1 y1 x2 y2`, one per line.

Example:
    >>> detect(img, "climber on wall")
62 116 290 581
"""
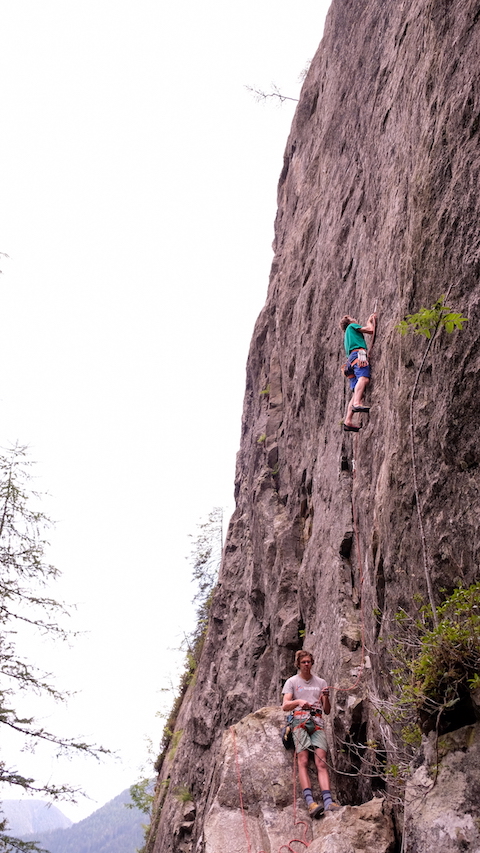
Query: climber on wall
340 312 376 432
282 650 341 818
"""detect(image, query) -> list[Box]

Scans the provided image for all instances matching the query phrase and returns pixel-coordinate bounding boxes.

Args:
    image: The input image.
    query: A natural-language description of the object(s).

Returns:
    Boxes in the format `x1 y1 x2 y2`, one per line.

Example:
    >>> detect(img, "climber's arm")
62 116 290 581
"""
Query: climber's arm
358 312 377 335
321 688 331 715
282 692 309 712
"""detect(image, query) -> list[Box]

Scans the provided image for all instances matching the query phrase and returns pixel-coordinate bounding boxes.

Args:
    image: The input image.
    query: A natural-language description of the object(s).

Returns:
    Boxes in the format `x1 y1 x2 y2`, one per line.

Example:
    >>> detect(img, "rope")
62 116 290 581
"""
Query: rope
231 725 255 853
405 284 454 628
286 749 311 852
320 437 366 697
333 306 375 695
230 726 311 853
230 305 376 851
408 335 438 627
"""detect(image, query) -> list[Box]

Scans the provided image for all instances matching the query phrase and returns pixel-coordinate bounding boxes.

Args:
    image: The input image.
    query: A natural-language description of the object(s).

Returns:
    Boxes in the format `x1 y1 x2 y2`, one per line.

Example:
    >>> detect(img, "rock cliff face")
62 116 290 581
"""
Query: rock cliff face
148 0 480 851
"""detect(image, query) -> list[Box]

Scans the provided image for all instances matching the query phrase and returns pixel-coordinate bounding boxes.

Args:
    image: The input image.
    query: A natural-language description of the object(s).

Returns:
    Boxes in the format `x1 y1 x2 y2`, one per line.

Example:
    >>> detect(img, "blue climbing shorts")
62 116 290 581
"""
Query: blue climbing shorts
292 722 328 754
347 351 371 391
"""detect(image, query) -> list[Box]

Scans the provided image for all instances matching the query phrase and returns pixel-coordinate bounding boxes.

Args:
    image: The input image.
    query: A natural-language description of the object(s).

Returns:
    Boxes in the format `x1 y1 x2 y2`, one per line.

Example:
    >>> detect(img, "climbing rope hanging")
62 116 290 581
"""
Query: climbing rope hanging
231 726 312 853
332 305 378 695
231 305 379 851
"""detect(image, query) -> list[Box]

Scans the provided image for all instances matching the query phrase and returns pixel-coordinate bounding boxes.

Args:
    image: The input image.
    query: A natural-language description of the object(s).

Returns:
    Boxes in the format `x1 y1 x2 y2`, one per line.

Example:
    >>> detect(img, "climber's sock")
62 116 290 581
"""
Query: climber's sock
322 790 333 809
303 788 314 806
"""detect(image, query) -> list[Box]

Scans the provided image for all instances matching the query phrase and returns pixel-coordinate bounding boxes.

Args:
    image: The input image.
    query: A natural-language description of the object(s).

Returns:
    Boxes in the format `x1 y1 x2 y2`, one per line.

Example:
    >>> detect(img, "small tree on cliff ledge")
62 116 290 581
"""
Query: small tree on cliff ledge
396 295 468 338
188 506 223 659
0 444 107 853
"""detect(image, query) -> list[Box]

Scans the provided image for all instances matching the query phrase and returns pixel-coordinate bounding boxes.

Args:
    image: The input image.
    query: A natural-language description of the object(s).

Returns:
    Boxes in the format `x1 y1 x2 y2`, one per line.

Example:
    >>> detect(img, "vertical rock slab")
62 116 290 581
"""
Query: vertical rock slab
149 0 480 849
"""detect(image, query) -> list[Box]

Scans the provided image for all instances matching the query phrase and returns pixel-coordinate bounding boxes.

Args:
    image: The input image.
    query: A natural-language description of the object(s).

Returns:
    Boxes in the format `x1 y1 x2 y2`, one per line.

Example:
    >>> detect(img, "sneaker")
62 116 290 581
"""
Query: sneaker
308 802 324 819
325 802 342 812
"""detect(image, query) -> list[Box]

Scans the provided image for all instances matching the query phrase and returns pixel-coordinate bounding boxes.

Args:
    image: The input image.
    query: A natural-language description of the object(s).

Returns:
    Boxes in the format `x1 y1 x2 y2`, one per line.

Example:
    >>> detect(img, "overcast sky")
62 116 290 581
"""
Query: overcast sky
0 0 331 823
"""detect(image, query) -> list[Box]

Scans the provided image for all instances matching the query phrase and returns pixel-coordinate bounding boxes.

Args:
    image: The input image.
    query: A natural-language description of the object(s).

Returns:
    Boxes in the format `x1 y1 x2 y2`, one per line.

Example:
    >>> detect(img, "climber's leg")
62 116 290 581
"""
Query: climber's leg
352 375 370 409
314 750 342 812
297 749 311 790
313 748 330 792
345 375 370 428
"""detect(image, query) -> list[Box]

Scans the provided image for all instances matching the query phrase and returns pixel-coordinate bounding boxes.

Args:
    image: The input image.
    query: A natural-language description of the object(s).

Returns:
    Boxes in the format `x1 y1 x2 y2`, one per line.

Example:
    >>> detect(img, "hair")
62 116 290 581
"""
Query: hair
295 649 314 668
339 315 355 332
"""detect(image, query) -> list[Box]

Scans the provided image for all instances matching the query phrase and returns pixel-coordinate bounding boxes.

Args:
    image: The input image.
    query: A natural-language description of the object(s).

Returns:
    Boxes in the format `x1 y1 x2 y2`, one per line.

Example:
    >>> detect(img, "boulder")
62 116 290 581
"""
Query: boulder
403 723 480 853
204 707 394 853
308 799 395 853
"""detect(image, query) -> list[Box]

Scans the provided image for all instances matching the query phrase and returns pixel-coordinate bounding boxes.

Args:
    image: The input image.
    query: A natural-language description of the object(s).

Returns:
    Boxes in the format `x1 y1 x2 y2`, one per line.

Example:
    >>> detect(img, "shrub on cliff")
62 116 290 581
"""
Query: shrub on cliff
132 508 223 853
396 295 468 339
393 583 480 736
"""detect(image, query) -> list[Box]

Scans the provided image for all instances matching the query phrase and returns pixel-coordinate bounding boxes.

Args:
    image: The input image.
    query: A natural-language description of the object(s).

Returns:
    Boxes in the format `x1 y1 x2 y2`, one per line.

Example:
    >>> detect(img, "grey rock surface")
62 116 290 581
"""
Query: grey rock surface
404 724 480 852
308 799 395 853
202 707 394 853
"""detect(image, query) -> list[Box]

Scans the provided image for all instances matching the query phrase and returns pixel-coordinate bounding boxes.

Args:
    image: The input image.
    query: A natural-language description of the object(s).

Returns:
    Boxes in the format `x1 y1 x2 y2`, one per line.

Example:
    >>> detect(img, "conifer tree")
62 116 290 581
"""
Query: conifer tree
0 444 107 852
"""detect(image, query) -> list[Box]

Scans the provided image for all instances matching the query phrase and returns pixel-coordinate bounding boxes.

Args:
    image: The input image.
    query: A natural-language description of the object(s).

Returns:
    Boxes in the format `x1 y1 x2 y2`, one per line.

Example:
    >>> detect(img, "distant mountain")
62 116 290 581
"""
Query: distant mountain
2 800 72 835
14 788 145 853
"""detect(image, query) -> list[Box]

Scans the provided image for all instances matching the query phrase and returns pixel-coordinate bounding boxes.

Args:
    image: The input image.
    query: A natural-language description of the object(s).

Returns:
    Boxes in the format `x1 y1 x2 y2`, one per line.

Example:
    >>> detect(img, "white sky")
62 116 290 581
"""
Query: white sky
0 0 330 823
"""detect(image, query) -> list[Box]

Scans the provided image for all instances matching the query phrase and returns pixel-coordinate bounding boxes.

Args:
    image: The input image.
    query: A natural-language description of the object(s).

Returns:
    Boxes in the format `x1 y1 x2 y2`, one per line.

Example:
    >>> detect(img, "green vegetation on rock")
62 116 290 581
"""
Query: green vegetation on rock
391 583 480 738
396 295 468 339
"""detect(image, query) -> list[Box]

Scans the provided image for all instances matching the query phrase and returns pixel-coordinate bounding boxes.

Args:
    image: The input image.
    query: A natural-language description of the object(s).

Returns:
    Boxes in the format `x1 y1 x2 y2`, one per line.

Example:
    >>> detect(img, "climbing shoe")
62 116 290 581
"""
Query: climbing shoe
352 405 370 413
325 802 342 812
343 424 361 432
308 802 324 819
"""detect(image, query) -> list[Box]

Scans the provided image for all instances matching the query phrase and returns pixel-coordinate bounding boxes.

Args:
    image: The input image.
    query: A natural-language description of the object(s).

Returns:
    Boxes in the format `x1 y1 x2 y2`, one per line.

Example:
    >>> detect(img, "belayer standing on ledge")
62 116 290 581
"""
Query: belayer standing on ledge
340 312 377 432
282 650 341 818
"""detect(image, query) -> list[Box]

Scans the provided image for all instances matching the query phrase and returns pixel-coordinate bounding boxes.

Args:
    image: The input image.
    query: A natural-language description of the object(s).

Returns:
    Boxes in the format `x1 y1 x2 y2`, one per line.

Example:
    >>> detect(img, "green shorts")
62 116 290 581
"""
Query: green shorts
292 723 327 753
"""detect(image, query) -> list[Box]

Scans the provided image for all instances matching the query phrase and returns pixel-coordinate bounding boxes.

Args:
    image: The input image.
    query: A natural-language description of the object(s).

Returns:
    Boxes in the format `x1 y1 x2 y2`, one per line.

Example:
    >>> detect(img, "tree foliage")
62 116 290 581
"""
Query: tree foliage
388 583 480 747
188 506 223 654
132 508 223 853
396 295 468 339
0 444 108 852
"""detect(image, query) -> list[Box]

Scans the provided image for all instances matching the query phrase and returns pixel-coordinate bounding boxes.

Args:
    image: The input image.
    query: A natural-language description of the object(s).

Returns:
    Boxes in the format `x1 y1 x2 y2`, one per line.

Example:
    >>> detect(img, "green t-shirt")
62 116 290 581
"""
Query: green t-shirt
344 323 367 355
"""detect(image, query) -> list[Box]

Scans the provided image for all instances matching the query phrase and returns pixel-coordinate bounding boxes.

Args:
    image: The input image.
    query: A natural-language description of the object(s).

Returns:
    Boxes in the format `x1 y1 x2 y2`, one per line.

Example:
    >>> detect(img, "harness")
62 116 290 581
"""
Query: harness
292 707 324 734
342 348 368 377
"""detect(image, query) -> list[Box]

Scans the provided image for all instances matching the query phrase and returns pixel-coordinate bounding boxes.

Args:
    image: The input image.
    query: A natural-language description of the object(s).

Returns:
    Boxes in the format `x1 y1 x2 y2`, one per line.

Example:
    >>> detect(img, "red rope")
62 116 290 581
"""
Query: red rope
230 727 312 853
286 749 310 852
231 726 255 853
231 310 378 848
